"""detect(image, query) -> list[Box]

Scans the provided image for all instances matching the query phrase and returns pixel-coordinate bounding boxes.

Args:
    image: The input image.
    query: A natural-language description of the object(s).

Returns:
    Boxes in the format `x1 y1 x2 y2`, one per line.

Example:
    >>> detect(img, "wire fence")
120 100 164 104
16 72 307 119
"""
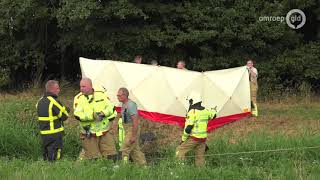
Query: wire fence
151 145 320 160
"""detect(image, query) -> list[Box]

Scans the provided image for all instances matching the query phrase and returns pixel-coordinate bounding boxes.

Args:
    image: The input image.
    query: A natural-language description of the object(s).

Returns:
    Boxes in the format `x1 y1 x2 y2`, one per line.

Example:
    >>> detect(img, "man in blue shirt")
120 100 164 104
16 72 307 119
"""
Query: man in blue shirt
117 87 146 165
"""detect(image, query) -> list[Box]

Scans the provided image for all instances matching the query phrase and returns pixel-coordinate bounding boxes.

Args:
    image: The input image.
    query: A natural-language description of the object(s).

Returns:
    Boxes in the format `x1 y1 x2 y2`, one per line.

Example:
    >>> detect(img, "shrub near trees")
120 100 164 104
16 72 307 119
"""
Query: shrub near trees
0 0 319 95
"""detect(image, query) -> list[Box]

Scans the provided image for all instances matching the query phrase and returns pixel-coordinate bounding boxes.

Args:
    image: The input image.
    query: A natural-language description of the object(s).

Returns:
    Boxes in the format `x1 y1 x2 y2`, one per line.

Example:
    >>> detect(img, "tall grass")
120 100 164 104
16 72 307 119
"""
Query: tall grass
0 93 320 179
258 81 317 104
0 95 81 160
1 133 320 179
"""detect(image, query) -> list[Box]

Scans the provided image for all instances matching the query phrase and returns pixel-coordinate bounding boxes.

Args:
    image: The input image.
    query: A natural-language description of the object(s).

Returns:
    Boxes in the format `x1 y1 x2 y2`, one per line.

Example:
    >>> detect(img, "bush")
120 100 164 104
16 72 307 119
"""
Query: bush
0 67 11 88
257 42 320 99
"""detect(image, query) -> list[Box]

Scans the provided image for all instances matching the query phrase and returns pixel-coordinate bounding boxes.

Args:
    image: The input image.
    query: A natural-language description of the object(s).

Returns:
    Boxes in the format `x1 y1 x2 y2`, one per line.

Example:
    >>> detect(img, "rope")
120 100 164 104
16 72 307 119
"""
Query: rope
152 145 320 160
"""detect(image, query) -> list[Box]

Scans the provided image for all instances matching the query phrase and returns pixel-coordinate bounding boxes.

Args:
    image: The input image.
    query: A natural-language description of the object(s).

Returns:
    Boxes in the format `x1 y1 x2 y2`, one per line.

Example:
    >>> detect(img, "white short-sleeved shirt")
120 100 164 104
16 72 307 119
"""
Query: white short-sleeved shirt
249 67 258 82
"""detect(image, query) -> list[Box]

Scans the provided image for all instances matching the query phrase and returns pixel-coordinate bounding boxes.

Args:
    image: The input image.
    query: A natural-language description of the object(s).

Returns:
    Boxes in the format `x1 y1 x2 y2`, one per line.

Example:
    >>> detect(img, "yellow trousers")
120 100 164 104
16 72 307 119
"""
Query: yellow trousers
250 81 258 104
80 131 117 159
250 81 258 116
176 138 206 167
120 124 146 165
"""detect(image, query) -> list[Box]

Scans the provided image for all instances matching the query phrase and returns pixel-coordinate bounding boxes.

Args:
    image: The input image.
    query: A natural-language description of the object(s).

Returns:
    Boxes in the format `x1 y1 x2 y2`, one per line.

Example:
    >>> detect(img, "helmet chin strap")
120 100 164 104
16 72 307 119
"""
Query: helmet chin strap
188 99 193 112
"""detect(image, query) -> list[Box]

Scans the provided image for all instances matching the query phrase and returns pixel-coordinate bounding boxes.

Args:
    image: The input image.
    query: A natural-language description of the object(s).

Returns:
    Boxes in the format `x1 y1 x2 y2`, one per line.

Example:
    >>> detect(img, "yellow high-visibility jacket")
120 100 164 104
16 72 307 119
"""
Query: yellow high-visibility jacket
182 108 216 141
73 91 116 136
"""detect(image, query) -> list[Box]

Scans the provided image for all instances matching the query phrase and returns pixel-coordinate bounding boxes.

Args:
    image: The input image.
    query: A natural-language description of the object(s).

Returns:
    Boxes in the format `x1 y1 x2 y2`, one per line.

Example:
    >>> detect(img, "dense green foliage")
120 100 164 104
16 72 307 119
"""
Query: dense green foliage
0 0 319 95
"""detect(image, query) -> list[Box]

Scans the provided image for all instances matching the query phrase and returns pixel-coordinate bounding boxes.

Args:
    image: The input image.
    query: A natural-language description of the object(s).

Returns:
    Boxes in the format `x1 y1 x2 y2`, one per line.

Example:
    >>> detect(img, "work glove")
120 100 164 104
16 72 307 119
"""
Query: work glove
65 106 71 113
83 125 91 139
94 112 105 121
74 115 81 121
212 106 217 111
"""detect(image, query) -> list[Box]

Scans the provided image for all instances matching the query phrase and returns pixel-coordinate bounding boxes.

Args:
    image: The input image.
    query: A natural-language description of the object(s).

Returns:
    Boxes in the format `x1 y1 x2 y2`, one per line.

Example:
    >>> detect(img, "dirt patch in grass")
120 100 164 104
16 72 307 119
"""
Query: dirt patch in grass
210 115 320 145
136 107 320 150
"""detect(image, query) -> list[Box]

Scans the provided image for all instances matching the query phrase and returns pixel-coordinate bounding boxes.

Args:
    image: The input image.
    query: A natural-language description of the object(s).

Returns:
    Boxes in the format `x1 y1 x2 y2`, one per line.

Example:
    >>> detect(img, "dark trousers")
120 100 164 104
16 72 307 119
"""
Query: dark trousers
41 132 63 161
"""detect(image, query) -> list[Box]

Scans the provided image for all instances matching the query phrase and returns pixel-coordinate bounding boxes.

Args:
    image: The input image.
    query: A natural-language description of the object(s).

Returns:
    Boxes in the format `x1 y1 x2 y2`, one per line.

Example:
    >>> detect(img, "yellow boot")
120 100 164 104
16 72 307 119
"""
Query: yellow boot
252 103 258 117
123 155 129 164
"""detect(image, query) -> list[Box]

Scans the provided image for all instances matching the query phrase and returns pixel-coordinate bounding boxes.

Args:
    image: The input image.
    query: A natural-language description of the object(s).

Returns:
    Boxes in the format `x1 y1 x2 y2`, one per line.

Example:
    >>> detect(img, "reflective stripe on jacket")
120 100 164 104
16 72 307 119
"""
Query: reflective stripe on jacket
37 93 69 135
73 91 116 136
182 109 216 141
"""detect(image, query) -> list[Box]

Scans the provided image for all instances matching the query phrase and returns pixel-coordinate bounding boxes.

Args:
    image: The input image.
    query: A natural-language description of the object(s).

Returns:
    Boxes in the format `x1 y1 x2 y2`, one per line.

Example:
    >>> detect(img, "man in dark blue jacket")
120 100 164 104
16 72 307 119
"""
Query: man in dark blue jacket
36 80 69 161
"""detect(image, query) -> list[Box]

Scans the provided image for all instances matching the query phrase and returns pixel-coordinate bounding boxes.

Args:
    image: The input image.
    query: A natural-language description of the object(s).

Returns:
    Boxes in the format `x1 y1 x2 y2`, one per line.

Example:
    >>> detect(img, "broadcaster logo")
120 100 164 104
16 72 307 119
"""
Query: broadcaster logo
259 9 306 29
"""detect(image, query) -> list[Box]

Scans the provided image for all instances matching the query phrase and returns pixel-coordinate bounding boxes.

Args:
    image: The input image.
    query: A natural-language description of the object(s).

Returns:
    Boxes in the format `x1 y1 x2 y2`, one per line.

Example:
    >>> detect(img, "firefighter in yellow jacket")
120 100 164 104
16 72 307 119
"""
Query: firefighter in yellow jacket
73 78 117 160
36 80 69 161
176 91 216 166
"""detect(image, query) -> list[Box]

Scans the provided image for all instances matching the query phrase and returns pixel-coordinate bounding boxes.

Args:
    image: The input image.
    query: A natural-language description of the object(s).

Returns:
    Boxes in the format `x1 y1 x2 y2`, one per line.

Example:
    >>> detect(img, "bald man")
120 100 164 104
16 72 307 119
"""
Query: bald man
36 80 70 161
73 78 117 160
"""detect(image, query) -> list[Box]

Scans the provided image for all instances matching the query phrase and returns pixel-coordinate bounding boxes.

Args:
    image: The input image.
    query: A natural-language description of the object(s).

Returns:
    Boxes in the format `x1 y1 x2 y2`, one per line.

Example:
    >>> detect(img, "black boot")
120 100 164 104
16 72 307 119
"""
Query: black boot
107 155 118 162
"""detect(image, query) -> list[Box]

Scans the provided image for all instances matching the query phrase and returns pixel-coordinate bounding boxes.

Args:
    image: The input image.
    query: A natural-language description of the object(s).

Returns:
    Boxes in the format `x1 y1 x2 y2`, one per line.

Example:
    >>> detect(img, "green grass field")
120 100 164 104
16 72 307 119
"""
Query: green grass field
0 92 320 180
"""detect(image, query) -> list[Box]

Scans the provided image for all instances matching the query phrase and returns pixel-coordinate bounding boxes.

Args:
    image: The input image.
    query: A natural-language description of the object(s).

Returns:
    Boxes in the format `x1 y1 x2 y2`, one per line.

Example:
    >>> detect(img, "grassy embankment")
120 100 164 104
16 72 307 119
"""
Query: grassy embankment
0 91 319 179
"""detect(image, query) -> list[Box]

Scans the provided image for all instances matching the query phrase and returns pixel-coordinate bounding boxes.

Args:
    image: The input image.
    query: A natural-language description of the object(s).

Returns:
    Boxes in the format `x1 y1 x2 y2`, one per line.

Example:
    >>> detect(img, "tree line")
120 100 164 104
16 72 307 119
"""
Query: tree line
0 0 319 96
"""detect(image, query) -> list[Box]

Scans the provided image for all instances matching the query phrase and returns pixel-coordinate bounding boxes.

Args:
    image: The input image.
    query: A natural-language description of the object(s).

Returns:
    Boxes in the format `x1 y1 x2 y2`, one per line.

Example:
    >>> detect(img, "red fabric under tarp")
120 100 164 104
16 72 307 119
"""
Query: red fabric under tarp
115 107 251 132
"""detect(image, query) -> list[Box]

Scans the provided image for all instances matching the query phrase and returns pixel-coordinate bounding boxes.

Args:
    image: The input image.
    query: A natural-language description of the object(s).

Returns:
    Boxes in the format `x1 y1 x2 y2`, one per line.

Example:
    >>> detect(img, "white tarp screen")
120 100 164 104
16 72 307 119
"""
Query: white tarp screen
79 57 251 120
